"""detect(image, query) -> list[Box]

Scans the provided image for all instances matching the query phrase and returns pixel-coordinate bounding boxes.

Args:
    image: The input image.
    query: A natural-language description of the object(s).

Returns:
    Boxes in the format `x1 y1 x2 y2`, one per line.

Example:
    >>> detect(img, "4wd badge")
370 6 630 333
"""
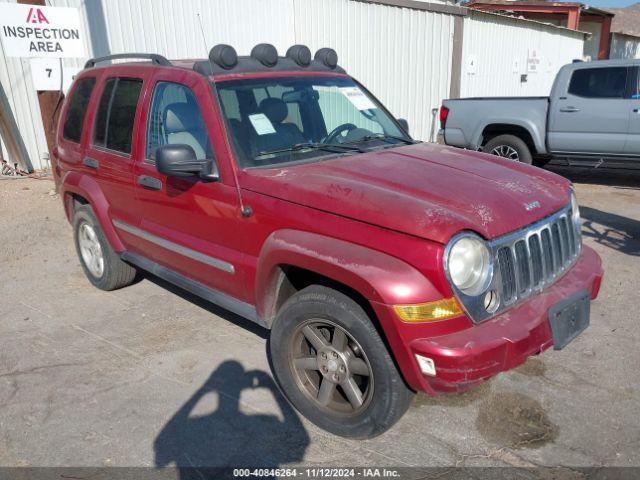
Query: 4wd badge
524 200 541 211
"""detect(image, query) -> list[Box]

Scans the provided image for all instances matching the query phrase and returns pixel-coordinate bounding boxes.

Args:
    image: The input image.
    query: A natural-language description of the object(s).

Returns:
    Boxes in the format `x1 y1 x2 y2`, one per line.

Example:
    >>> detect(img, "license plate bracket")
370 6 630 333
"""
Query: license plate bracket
548 291 591 350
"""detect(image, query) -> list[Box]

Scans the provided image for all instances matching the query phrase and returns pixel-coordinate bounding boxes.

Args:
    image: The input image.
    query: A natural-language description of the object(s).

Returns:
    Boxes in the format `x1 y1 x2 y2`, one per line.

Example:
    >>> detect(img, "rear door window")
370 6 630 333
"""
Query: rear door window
93 78 116 148
92 77 143 155
568 67 628 99
63 77 96 143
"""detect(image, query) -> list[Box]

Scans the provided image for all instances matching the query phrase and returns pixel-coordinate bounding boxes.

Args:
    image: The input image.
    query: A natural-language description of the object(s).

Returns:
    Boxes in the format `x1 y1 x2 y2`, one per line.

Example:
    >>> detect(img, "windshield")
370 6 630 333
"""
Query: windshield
216 75 411 168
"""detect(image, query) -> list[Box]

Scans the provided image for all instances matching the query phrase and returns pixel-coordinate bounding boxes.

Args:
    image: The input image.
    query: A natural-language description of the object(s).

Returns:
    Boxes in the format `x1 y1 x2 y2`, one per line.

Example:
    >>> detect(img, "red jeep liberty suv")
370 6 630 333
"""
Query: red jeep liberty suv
55 44 603 438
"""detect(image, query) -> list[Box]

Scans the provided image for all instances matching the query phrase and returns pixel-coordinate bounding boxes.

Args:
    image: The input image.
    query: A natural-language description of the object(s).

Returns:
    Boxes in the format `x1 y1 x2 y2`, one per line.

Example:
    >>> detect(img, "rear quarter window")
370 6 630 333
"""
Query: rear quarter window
62 77 96 143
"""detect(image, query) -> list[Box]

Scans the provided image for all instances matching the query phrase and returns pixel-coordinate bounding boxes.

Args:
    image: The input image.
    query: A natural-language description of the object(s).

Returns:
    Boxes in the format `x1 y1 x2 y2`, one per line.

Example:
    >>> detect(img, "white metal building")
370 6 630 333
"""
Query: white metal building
0 0 586 172
609 32 640 60
461 10 585 98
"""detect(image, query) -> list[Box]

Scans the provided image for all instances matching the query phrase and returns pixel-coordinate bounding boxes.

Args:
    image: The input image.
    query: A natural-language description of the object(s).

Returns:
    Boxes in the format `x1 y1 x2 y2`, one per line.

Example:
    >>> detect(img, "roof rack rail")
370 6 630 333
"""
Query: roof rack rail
84 53 171 69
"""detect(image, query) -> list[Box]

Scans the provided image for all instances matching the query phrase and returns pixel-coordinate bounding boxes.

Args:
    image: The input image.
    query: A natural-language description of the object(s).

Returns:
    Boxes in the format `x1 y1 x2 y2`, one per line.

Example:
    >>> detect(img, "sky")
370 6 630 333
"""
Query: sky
584 0 637 7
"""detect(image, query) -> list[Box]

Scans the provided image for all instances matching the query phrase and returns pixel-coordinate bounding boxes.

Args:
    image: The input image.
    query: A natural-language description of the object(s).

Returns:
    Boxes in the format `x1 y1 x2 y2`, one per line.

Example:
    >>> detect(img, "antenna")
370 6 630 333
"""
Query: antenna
195 15 252 218
196 14 209 58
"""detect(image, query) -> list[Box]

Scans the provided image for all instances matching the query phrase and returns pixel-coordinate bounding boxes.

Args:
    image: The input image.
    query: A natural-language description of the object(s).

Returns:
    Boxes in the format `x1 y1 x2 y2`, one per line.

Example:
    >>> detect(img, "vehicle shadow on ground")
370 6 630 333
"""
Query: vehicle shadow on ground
546 164 640 189
143 273 269 340
154 360 310 479
581 206 640 256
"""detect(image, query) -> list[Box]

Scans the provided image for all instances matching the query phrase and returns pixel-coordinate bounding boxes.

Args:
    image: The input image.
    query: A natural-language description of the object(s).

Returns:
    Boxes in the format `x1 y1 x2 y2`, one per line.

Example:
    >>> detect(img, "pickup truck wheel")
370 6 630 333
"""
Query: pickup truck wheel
269 285 414 438
73 205 137 291
484 134 532 164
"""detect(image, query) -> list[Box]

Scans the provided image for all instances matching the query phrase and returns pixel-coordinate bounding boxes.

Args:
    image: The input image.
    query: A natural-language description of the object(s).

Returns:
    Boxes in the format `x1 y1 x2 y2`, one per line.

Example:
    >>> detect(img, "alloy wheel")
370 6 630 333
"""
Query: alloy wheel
78 222 104 278
490 144 520 161
289 319 374 416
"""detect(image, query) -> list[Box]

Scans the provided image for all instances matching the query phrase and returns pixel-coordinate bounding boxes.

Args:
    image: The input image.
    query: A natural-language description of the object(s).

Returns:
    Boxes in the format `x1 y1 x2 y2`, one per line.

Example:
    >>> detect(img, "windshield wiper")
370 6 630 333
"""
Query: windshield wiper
256 142 364 158
352 133 418 145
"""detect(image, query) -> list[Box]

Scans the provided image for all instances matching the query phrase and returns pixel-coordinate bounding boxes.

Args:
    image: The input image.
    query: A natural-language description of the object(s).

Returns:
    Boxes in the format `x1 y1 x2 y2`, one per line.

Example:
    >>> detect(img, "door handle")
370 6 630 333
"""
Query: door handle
560 106 580 113
633 108 639 113
138 175 162 190
83 157 99 169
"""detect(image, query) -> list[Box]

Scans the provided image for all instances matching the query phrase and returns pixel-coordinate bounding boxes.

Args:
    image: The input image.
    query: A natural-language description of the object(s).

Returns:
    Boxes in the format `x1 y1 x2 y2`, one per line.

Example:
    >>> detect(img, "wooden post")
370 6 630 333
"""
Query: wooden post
598 16 613 60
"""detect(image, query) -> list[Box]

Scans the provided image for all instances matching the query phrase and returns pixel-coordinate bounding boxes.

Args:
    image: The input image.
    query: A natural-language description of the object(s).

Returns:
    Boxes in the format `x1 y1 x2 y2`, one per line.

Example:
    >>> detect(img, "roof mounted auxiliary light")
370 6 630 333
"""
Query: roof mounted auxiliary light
191 43 345 76
251 43 278 67
209 44 238 70
286 45 312 67
315 48 338 69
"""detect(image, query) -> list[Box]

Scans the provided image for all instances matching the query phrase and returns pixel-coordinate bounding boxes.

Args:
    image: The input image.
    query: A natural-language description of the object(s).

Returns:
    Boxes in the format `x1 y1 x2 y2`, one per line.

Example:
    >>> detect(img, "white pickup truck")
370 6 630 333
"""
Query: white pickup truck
439 59 640 167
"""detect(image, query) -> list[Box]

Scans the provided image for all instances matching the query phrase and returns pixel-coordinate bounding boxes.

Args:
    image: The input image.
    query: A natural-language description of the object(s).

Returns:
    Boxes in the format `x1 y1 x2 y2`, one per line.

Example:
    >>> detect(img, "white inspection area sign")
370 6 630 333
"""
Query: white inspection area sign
0 3 84 58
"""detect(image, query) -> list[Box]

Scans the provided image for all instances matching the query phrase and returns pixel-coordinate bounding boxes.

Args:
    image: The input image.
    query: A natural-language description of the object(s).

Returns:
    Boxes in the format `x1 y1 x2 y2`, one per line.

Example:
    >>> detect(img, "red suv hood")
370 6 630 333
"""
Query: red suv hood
241 143 571 244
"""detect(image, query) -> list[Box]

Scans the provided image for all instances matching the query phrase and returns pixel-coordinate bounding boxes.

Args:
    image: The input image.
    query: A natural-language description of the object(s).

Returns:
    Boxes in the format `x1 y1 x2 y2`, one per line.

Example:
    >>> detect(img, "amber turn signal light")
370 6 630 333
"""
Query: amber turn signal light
393 297 463 322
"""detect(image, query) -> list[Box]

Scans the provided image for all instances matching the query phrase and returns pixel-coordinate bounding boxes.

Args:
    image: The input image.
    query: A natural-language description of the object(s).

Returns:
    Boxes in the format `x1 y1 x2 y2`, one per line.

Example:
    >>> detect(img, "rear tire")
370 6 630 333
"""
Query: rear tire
269 285 414 439
73 205 137 291
484 134 533 164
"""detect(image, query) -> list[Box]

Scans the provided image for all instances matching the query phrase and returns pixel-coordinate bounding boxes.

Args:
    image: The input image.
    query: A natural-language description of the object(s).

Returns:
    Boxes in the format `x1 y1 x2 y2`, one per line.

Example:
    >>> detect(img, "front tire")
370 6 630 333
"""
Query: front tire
269 285 414 438
484 134 533 164
73 205 137 291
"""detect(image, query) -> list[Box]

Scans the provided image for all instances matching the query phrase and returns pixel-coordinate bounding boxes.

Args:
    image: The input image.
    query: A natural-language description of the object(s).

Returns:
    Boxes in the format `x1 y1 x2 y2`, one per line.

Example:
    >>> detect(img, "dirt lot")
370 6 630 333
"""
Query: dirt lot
0 166 639 472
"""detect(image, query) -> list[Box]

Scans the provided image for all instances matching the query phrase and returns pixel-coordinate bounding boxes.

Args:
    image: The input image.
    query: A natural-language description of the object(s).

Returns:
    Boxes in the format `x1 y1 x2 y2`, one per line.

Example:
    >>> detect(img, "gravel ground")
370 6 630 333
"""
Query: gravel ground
0 166 639 474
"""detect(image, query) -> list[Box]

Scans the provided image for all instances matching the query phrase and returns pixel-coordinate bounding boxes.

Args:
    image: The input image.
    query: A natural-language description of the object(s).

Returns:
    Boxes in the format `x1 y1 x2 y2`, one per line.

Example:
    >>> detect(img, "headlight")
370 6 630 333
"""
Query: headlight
570 190 581 229
446 234 492 296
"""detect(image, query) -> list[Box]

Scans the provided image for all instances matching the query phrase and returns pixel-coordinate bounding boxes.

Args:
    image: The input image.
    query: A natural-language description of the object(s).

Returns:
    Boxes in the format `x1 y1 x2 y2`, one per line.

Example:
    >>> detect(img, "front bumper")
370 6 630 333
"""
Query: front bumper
376 245 603 394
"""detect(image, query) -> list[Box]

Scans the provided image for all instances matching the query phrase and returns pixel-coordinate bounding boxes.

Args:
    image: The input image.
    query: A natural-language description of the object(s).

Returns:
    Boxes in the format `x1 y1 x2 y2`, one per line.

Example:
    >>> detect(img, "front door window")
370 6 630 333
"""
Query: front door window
146 82 213 162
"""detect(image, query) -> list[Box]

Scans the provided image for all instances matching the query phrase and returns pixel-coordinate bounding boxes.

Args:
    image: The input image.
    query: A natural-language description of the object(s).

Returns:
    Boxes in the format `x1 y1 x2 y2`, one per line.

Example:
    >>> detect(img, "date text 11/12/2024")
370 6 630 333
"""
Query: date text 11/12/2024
233 468 401 478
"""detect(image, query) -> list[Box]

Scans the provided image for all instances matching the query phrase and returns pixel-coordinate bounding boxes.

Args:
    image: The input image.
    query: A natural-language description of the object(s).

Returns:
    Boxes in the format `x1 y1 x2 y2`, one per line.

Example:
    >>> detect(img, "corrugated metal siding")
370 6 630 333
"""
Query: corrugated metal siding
460 11 584 98
610 33 640 59
85 0 296 59
293 0 455 141
1 0 455 169
0 30 50 170
1 0 297 170
2 0 582 170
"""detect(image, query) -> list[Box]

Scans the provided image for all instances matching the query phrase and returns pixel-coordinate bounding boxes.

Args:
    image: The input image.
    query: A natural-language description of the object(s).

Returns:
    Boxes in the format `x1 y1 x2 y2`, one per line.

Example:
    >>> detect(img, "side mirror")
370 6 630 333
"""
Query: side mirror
397 118 409 134
156 144 219 181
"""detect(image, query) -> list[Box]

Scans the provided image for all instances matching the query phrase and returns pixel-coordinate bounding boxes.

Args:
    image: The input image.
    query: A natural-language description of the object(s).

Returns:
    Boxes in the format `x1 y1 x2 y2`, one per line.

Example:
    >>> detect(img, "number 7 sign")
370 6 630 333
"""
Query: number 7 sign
30 58 80 93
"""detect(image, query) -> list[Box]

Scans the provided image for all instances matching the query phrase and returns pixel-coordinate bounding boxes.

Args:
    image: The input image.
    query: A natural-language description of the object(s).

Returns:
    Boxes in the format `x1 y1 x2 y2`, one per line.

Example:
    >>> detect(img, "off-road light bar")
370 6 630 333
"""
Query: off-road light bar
209 44 238 70
207 43 339 71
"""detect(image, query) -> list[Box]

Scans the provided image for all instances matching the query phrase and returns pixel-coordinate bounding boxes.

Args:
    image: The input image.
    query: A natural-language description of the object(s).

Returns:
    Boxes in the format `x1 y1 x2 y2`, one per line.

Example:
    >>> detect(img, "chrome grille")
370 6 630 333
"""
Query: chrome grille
497 247 515 302
528 234 543 287
493 206 581 309
444 203 581 324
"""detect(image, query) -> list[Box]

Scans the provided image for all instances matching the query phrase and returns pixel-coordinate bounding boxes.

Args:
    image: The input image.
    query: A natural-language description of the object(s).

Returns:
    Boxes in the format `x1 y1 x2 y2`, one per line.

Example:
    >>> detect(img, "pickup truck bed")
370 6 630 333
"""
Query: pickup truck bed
439 59 640 167
441 97 549 155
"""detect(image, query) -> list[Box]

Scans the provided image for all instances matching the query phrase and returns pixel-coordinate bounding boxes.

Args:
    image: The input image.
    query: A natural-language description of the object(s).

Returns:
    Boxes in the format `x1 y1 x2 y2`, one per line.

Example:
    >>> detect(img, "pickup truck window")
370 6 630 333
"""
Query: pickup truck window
632 67 640 100
93 77 143 155
568 67 628 99
216 76 407 168
63 77 96 143
146 82 213 162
